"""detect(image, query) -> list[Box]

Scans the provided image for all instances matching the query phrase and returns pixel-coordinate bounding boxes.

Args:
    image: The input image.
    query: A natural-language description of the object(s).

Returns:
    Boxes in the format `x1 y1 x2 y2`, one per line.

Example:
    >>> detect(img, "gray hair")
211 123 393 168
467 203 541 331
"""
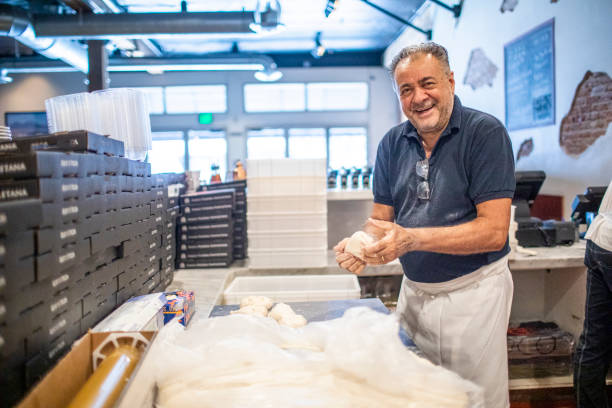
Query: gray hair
389 42 451 76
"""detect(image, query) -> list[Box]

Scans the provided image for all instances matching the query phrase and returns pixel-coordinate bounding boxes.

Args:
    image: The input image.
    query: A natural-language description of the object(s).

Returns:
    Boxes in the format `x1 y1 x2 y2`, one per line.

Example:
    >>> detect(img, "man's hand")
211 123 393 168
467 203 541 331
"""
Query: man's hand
334 238 366 275
362 218 417 264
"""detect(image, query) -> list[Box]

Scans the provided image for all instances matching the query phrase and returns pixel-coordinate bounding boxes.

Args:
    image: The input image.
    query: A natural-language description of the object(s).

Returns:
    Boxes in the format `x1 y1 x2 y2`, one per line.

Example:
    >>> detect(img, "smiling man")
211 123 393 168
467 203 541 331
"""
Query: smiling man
335 43 516 407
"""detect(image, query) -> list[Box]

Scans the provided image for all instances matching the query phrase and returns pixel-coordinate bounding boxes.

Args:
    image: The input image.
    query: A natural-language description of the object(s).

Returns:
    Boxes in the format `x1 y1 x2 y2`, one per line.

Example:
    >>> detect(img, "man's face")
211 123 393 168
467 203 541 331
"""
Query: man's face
394 53 455 138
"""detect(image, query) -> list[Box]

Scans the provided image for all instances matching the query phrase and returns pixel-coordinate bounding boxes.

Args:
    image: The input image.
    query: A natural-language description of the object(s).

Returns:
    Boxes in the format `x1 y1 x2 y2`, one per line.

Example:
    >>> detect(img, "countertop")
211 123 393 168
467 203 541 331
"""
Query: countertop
170 242 587 323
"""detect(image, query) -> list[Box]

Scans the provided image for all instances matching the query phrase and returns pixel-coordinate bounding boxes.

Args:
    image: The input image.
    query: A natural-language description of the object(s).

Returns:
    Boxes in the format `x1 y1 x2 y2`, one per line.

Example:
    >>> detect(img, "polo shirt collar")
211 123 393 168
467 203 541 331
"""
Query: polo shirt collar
402 95 463 140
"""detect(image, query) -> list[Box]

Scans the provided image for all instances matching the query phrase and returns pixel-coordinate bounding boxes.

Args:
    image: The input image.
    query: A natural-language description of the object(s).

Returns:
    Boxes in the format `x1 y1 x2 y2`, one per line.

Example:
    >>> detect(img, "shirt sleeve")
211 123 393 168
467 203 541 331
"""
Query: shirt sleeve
373 134 394 206
468 122 516 204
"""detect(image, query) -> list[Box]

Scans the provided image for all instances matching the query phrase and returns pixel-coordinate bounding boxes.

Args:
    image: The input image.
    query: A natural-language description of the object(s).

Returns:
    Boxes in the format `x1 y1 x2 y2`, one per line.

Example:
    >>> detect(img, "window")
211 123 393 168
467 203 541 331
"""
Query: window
149 131 185 174
188 130 227 183
244 83 306 112
247 128 286 159
136 87 164 114
288 128 326 159
307 82 369 111
165 85 227 114
328 127 367 170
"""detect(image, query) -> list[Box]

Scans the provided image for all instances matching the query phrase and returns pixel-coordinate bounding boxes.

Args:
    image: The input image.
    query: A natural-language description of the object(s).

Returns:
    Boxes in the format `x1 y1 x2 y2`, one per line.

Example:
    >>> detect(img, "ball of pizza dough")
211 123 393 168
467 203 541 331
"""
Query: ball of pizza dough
344 230 376 260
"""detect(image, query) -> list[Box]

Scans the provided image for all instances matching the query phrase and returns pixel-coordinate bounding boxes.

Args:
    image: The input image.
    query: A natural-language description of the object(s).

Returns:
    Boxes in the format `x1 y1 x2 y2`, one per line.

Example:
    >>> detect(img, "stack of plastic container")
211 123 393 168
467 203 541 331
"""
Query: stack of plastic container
246 158 327 268
45 89 152 161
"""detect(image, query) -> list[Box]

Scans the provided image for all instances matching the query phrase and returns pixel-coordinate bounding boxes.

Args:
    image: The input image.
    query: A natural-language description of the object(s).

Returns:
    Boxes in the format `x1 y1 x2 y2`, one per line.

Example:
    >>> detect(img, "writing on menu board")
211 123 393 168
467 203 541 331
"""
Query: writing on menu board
504 19 555 131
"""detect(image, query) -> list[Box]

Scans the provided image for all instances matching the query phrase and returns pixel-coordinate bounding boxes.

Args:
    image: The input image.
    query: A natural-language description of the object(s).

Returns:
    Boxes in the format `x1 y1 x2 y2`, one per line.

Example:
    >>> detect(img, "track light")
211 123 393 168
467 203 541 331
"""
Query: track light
325 0 339 17
311 32 326 59
249 0 286 34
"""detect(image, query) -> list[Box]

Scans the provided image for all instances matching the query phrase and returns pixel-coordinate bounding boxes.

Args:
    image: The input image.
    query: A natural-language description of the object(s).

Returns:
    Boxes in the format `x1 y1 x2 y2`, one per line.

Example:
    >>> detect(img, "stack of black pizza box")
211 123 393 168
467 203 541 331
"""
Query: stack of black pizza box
177 188 236 268
200 180 247 260
0 131 178 406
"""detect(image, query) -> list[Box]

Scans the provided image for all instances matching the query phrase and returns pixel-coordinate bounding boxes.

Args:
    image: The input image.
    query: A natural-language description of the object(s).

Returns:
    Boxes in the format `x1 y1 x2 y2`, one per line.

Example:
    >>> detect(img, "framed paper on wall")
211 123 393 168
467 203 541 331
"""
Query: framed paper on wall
504 18 555 131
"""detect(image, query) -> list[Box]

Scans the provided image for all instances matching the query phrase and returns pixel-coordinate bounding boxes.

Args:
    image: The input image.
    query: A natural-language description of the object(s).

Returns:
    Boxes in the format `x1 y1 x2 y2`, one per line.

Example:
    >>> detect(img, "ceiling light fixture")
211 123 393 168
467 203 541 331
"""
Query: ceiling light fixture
311 32 326 59
249 0 286 34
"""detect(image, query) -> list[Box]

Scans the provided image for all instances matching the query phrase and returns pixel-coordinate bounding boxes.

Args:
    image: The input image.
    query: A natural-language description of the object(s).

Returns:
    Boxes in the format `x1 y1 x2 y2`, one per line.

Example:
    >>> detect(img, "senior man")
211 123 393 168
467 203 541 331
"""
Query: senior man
335 42 515 407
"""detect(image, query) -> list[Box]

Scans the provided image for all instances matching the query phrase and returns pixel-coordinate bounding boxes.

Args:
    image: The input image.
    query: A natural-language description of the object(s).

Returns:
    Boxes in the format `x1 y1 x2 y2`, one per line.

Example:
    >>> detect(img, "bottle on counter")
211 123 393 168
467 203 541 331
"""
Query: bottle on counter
362 166 372 189
327 168 338 189
339 167 349 189
233 160 246 180
210 163 222 183
350 167 362 189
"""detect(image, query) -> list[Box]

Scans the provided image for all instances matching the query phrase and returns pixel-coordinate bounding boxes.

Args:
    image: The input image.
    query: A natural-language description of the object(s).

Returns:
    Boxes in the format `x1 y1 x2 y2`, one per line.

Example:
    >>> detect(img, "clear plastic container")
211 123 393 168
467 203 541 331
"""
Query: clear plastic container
247 211 327 232
248 229 327 250
247 194 327 213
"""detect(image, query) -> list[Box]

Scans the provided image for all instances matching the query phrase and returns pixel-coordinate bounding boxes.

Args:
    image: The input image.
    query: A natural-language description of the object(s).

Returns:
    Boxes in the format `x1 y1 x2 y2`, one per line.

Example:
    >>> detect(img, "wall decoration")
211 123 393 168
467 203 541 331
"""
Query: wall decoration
504 19 555 131
559 71 612 156
463 48 498 90
517 138 534 161
500 0 519 13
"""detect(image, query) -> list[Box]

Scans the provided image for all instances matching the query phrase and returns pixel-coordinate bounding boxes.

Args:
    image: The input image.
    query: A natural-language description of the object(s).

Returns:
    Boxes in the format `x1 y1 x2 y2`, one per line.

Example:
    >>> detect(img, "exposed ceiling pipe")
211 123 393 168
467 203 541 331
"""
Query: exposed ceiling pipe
32 11 256 39
0 5 88 73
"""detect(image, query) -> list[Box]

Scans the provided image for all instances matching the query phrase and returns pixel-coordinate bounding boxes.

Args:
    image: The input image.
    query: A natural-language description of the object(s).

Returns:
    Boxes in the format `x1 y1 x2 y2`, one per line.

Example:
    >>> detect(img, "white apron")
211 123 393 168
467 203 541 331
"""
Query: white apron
396 255 513 408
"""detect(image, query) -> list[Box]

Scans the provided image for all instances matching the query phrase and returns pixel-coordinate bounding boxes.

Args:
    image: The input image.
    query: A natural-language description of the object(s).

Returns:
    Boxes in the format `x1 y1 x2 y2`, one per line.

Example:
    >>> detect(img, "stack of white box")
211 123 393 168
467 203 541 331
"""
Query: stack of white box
246 158 327 268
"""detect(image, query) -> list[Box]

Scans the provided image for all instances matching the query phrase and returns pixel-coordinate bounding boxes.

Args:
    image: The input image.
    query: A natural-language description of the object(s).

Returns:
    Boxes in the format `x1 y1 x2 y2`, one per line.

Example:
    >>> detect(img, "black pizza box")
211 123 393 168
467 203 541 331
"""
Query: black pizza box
182 202 234 217
79 153 104 177
201 180 246 192
0 199 43 234
177 257 233 269
162 230 175 246
180 189 235 207
160 265 173 280
160 252 175 269
35 223 80 255
168 197 178 208
0 230 35 264
35 239 89 282
178 220 232 233
102 156 123 175
166 206 179 219
0 178 82 203
178 237 232 251
178 248 233 261
0 256 35 297
178 207 232 226
0 151 81 180
0 131 124 156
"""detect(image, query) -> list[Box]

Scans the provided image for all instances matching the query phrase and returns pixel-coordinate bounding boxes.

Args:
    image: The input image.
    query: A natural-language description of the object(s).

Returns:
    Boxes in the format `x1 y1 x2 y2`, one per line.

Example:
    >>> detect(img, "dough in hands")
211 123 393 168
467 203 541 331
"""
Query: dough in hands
230 304 269 317
344 231 376 260
240 295 274 310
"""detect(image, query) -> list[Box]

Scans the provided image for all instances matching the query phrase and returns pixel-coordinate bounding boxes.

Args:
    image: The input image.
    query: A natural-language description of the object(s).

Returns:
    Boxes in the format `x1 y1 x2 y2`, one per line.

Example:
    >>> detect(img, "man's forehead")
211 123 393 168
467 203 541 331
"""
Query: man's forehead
395 55 446 81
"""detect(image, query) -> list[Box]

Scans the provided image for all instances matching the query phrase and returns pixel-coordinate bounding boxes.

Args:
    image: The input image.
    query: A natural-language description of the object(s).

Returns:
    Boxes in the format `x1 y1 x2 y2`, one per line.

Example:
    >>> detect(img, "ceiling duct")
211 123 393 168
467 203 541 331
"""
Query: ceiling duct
32 11 256 39
0 5 88 73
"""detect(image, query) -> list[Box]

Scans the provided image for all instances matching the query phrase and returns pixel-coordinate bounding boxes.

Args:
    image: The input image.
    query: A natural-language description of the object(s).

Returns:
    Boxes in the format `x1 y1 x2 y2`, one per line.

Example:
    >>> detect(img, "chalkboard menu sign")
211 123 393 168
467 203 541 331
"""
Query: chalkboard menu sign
504 19 555 131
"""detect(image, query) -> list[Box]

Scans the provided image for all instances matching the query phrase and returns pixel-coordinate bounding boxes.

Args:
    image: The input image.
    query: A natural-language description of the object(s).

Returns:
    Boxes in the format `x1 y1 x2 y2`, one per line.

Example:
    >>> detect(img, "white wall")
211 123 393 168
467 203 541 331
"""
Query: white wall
386 0 612 218
0 66 401 167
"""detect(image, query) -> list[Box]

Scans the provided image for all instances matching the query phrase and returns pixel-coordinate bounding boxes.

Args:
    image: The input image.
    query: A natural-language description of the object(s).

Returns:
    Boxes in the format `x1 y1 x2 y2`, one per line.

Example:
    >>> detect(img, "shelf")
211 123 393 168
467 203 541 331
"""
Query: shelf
509 374 612 390
327 189 373 201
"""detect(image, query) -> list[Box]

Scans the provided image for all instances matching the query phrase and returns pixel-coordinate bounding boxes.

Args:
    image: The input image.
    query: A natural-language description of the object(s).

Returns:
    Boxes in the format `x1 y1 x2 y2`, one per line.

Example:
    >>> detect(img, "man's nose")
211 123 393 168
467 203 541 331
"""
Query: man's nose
412 86 428 104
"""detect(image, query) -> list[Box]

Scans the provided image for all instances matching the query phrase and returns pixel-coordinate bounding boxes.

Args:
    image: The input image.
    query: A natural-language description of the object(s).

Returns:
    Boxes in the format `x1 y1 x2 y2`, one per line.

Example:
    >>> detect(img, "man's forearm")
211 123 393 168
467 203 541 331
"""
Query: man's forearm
409 217 508 255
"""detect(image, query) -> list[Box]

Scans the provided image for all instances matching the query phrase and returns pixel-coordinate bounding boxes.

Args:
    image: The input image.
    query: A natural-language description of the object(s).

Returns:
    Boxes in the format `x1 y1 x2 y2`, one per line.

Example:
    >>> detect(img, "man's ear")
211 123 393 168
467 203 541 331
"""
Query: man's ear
449 71 455 92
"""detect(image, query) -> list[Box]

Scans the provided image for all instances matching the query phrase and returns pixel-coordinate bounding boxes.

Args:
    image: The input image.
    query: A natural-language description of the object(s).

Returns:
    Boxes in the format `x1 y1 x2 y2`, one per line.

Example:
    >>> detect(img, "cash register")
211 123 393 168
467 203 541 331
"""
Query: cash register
512 171 577 247
571 185 608 237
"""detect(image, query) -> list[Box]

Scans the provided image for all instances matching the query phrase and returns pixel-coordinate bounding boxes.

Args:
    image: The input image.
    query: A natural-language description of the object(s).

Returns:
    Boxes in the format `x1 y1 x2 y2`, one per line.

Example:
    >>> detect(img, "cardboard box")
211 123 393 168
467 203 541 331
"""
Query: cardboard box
16 330 155 408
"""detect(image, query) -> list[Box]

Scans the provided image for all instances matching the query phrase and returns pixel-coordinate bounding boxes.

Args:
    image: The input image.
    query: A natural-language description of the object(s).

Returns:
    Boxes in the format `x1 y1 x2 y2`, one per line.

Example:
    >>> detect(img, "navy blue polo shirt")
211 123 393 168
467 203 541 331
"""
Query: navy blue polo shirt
373 96 515 283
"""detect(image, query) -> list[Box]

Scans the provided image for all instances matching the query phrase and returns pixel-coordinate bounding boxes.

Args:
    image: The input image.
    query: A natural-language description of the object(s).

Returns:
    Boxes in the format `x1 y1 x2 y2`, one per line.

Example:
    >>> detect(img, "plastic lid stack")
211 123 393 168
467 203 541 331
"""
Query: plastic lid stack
246 159 327 268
